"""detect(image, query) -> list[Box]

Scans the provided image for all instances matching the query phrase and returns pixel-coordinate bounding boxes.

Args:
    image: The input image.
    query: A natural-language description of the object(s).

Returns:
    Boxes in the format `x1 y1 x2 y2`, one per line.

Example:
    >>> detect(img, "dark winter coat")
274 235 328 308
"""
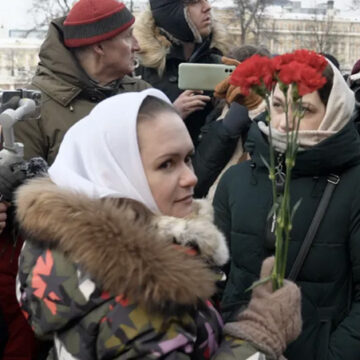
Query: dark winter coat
193 120 239 198
134 10 230 146
14 17 150 166
0 219 39 360
15 177 259 360
213 118 360 360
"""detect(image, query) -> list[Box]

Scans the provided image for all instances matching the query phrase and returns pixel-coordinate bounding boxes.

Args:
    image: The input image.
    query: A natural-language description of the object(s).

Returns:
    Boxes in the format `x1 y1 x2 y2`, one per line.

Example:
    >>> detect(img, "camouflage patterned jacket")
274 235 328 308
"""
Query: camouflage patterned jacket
15 177 258 360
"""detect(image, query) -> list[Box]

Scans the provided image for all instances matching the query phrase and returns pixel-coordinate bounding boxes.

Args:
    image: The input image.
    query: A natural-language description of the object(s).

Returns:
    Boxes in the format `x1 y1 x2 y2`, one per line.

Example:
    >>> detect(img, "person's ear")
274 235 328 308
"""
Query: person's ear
92 42 105 56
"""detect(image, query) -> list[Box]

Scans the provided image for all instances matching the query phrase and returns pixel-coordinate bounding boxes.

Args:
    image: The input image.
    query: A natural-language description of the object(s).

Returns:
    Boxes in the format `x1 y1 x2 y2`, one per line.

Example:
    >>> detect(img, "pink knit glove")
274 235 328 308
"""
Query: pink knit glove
224 257 302 360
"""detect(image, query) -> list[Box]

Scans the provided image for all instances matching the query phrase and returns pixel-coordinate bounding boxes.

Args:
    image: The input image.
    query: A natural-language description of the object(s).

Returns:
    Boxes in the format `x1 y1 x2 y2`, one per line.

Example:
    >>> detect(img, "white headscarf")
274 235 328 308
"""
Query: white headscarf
48 88 172 213
259 60 355 151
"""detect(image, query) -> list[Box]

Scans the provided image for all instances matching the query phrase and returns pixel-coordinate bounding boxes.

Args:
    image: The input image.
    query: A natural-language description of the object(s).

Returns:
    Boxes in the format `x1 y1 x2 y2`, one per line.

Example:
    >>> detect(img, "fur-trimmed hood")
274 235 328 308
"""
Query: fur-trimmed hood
15 177 228 312
134 9 231 76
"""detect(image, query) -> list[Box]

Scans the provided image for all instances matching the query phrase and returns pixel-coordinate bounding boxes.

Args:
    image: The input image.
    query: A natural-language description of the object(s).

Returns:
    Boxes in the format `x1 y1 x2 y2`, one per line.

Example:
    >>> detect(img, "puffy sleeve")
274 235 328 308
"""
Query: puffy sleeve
96 299 259 360
327 180 360 360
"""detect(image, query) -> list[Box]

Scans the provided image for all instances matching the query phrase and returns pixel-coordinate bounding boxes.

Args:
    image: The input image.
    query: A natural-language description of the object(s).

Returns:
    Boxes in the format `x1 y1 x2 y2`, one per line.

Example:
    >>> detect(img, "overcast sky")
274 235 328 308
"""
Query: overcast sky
0 1 33 29
0 0 359 31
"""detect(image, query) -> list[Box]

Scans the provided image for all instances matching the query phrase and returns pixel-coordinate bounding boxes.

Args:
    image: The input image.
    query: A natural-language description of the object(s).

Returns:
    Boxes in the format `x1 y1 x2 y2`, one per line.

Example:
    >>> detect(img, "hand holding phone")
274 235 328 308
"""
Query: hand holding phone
173 90 211 119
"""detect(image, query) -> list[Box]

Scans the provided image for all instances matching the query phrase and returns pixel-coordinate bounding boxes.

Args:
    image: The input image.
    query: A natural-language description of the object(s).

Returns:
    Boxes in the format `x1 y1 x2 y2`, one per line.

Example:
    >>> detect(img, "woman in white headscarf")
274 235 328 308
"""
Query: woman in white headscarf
15 88 301 360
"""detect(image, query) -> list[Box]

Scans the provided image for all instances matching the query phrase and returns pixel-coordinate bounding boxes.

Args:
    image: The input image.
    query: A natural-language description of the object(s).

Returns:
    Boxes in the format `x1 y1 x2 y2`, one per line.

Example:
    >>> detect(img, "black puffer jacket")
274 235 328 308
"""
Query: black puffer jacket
214 119 360 360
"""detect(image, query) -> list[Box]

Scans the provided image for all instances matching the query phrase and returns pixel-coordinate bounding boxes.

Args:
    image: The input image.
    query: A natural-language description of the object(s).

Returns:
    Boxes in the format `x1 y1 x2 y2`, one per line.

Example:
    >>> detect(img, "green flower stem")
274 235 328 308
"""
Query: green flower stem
280 153 293 283
279 98 303 281
265 97 277 206
264 96 281 289
269 88 303 290
255 85 305 291
284 90 290 147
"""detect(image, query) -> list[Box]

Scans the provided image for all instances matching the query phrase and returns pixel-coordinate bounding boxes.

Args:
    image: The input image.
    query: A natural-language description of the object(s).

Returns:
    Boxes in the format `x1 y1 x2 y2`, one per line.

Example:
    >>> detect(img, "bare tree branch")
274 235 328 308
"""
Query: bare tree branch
26 0 76 35
123 0 134 12
305 11 335 54
349 0 360 10
232 0 273 44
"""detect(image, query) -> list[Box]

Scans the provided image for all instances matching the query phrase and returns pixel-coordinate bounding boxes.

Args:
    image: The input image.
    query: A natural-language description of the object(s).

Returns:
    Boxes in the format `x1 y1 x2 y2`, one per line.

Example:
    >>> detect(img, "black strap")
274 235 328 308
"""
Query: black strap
288 174 340 281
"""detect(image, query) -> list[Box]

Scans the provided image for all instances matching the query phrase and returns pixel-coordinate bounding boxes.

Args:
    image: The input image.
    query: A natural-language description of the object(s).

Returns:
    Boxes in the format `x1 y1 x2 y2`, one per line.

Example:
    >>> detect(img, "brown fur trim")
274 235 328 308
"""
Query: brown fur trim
134 9 171 77
134 9 231 77
211 20 231 57
15 177 216 312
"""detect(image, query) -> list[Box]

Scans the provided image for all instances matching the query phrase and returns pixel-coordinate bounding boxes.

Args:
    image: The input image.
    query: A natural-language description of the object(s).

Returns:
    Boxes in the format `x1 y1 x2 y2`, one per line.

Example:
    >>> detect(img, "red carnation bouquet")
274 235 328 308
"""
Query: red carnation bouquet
230 49 328 290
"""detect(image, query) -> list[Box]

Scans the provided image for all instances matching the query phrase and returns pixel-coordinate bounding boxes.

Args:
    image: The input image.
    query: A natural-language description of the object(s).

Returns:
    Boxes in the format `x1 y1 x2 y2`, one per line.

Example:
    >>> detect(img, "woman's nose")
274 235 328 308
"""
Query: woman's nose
180 166 198 188
279 112 294 132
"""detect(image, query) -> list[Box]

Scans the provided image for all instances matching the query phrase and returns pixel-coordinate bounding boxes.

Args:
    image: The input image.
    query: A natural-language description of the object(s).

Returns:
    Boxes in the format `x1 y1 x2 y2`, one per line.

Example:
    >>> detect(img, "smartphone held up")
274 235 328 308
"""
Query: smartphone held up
178 63 235 91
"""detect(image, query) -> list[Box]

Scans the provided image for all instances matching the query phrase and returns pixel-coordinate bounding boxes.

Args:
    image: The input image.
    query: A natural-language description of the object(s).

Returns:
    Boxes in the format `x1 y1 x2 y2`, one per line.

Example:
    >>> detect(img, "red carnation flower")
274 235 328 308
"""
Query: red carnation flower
278 61 327 96
277 61 302 85
272 53 296 71
229 54 275 96
229 50 327 98
292 49 328 72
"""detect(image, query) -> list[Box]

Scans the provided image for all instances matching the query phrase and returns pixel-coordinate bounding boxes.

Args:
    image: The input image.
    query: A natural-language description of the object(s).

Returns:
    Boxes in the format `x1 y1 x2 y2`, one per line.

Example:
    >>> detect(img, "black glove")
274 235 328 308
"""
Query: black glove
222 102 251 137
0 157 48 202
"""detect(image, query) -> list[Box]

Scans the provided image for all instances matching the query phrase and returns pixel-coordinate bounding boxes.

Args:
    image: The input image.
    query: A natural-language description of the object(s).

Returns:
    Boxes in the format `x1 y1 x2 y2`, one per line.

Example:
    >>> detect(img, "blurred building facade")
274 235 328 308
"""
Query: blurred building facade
213 0 360 72
0 37 41 90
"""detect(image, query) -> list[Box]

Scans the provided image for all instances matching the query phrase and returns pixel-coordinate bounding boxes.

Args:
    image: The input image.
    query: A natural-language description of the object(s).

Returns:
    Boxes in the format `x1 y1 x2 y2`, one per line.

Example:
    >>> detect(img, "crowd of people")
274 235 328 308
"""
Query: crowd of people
0 0 359 359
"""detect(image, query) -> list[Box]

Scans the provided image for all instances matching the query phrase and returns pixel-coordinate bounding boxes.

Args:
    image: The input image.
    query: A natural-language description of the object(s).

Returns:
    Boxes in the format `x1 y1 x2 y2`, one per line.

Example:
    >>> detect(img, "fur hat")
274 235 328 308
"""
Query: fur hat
149 0 203 43
63 0 135 48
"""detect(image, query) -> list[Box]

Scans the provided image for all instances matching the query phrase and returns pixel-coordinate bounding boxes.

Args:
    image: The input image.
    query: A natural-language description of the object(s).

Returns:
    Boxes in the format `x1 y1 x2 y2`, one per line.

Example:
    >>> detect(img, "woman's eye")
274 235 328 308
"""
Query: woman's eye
159 160 173 170
272 102 285 113
300 106 311 113
185 154 194 165
272 102 284 111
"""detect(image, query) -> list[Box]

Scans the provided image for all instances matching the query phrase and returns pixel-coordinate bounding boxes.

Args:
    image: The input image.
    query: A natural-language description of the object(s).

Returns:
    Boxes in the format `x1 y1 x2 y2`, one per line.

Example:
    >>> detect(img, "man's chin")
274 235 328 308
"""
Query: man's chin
123 66 135 77
200 27 212 39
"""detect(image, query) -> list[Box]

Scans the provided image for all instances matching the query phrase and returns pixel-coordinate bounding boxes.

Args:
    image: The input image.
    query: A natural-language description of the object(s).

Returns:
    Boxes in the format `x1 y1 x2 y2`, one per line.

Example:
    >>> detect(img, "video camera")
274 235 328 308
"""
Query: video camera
0 89 43 201
0 89 41 112
0 89 41 156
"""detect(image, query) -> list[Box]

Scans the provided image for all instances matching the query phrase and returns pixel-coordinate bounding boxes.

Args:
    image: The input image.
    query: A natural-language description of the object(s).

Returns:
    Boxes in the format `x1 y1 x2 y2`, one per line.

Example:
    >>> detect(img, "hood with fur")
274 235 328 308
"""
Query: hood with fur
134 9 231 76
16 177 228 312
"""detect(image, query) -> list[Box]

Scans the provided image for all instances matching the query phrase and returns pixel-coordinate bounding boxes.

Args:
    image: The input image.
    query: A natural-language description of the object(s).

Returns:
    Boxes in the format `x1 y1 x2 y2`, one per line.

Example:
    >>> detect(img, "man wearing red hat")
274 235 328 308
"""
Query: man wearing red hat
15 0 151 166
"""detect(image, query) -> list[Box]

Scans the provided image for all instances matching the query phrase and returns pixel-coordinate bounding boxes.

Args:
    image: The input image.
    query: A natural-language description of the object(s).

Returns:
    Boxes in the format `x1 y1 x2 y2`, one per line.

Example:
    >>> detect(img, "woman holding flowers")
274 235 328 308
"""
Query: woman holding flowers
214 50 360 360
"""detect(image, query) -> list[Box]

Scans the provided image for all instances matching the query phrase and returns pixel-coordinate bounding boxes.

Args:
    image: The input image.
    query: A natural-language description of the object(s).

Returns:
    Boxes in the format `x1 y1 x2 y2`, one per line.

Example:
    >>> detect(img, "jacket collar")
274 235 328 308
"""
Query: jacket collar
246 116 360 177
15 177 227 313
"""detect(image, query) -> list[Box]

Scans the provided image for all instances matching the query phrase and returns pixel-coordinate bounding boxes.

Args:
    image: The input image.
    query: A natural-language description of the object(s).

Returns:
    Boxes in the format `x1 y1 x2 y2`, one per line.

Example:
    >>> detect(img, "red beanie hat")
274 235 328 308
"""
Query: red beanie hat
63 0 135 48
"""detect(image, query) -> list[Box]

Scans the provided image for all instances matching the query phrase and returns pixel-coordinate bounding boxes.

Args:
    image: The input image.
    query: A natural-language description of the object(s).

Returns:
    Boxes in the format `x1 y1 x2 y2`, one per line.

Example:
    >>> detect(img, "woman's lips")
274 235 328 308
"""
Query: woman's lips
175 194 193 203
